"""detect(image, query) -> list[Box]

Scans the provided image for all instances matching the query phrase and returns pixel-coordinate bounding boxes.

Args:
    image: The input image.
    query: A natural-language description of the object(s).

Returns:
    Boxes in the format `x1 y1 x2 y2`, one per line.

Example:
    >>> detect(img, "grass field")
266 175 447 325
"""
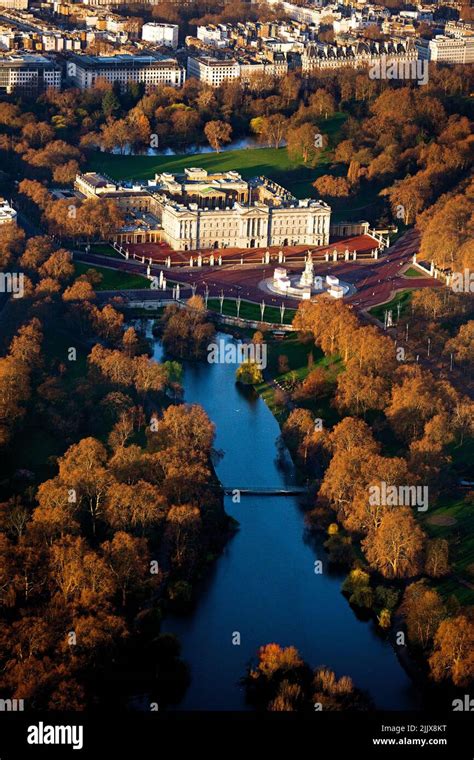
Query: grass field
86 113 392 222
368 290 413 321
74 262 149 290
403 267 425 278
76 243 123 260
87 114 348 200
207 297 295 325
423 496 474 606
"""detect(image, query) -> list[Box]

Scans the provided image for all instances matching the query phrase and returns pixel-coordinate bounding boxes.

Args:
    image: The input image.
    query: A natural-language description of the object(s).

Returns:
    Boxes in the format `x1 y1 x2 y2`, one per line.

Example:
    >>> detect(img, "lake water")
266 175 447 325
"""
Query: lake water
110 135 263 157
150 329 419 711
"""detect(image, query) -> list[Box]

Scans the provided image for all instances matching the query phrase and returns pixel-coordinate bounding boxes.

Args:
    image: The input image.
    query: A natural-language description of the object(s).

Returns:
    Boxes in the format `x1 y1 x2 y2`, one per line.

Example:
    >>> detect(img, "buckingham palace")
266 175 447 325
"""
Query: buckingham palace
74 169 331 251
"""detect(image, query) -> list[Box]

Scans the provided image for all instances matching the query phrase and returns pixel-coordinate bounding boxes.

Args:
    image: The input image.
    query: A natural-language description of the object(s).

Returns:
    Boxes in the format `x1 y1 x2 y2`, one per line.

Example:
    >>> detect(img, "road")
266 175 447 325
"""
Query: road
77 227 440 317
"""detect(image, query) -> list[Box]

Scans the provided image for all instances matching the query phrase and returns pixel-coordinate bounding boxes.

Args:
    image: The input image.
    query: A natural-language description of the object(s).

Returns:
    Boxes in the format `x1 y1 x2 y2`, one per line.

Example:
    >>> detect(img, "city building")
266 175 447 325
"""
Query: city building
187 56 240 86
302 38 417 71
74 169 331 250
196 24 229 47
141 22 179 49
187 54 288 86
444 21 474 38
66 52 185 91
0 53 61 93
0 0 29 8
416 34 474 63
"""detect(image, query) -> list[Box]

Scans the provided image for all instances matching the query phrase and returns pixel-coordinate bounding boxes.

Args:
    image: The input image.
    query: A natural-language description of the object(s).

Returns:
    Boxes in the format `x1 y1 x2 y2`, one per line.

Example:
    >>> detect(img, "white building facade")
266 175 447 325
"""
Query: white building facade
0 54 61 94
417 35 474 64
161 198 330 251
141 23 179 49
67 53 185 90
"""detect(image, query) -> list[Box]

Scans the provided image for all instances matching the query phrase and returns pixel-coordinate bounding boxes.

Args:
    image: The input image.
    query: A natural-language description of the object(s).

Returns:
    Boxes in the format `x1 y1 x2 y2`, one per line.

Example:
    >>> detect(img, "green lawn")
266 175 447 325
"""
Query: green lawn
368 290 413 321
74 262 149 291
422 496 474 606
403 266 425 278
85 113 392 221
89 147 320 200
87 114 347 200
207 297 295 325
330 181 385 224
76 243 123 260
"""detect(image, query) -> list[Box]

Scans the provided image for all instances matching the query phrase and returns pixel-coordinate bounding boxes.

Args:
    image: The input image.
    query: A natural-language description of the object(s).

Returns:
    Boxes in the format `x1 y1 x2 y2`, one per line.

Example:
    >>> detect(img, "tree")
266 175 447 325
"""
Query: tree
445 322 474 367
235 360 263 385
63 280 96 302
429 616 474 687
100 118 130 154
133 354 167 397
385 366 442 443
19 236 53 271
308 89 335 119
400 581 446 648
251 643 304 680
39 250 74 282
102 532 149 606
258 114 288 148
161 301 215 360
335 364 390 416
53 160 80 185
425 539 450 578
151 404 215 458
165 505 201 572
313 175 350 198
362 508 425 579
49 536 115 605
122 327 140 358
9 318 43 369
281 408 320 465
0 222 25 268
33 478 79 542
102 90 120 118
381 172 432 225
293 367 327 401
92 304 124 343
287 122 321 165
342 568 373 609
335 139 355 164
0 357 31 446
105 480 166 534
293 298 359 358
57 438 112 534
419 193 473 270
204 120 232 152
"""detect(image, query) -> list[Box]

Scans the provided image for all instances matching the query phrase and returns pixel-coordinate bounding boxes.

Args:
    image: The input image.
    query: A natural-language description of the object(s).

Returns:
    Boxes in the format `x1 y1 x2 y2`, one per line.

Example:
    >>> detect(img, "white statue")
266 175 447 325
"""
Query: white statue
299 251 314 288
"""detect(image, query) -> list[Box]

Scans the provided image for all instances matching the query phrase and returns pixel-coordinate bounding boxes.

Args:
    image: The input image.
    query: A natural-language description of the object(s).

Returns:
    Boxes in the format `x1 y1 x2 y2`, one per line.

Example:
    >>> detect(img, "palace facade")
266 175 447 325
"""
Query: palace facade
74 169 331 250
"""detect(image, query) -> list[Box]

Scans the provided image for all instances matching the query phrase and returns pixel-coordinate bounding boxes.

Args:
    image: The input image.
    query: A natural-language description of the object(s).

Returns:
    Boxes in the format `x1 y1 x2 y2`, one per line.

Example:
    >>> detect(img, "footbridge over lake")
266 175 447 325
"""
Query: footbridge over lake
222 486 307 496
